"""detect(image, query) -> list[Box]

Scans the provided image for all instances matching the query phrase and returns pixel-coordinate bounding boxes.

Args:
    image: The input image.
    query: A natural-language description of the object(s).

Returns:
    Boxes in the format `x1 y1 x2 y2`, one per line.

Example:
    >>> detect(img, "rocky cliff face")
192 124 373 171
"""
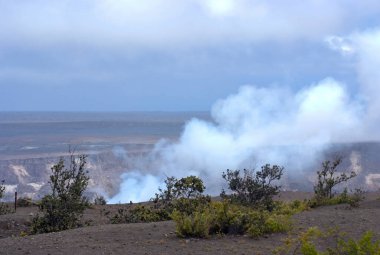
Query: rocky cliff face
0 150 149 201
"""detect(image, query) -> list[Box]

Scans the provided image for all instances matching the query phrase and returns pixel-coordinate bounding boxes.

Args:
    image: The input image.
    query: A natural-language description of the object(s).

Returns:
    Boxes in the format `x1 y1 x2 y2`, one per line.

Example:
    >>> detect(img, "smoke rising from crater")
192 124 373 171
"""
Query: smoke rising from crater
109 28 380 204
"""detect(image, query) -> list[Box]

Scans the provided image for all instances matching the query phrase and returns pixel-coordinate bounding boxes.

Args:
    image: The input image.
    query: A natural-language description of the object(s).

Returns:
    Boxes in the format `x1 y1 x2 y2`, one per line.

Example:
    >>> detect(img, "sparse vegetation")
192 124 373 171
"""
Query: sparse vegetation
31 154 90 234
221 164 284 210
172 200 294 238
274 227 380 255
314 157 356 200
309 157 363 208
110 204 164 224
94 195 107 205
171 167 301 239
152 175 209 216
110 176 208 224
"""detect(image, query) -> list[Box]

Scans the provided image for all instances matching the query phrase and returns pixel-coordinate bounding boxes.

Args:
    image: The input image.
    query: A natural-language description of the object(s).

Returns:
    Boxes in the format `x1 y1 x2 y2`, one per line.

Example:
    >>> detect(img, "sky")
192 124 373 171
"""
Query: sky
0 0 380 111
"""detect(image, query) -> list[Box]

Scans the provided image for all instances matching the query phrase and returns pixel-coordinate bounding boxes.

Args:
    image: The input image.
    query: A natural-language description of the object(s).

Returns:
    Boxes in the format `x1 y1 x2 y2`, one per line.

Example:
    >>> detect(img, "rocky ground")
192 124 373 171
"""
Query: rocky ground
0 191 379 255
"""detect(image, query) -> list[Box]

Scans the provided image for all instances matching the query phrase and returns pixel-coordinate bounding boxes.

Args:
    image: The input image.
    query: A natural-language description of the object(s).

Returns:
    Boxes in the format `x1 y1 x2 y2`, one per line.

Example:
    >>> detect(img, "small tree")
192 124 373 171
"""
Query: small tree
153 175 209 216
173 176 205 199
221 164 284 210
32 153 90 233
314 157 356 200
0 180 4 199
0 180 7 215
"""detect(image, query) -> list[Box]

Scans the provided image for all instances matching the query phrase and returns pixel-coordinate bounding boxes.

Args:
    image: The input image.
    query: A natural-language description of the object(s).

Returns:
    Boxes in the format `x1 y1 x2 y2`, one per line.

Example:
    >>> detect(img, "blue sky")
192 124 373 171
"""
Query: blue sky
0 0 380 111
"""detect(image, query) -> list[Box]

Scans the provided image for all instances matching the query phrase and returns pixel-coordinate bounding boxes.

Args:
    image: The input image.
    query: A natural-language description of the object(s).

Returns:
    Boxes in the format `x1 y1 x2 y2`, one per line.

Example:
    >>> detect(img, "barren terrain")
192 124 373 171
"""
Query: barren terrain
1 191 380 255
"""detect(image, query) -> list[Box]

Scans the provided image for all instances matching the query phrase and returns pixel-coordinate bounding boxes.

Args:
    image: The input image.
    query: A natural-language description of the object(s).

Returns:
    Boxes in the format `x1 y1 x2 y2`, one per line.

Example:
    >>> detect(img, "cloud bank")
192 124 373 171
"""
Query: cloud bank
1 0 380 48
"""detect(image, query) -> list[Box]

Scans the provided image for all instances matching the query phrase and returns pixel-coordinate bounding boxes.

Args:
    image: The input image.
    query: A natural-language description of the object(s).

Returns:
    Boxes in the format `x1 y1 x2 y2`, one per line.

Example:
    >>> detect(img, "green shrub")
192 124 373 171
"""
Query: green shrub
173 176 205 199
221 164 284 210
152 175 208 216
171 209 211 238
339 231 380 255
308 188 365 208
110 204 168 224
172 200 293 239
314 157 356 200
173 195 211 215
31 154 90 234
274 227 380 255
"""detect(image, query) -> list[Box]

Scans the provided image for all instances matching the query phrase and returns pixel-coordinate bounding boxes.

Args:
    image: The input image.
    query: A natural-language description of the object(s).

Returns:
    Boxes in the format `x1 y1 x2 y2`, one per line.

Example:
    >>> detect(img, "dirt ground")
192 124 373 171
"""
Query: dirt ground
0 191 379 255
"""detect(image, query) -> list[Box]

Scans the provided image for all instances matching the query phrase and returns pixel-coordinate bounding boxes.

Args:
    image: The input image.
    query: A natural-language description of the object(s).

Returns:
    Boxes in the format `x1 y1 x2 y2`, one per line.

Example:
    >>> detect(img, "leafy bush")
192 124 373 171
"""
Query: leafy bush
173 176 205 199
152 175 208 215
31 154 90 234
314 157 356 200
221 164 284 210
172 201 293 238
171 209 212 238
274 227 380 255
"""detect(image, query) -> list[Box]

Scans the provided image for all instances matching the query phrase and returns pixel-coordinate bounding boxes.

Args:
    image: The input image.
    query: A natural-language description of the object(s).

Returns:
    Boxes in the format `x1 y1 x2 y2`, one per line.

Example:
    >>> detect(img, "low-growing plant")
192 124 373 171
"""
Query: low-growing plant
274 227 380 255
221 164 284 210
110 204 168 224
172 200 293 238
171 209 212 238
31 153 90 234
308 187 365 208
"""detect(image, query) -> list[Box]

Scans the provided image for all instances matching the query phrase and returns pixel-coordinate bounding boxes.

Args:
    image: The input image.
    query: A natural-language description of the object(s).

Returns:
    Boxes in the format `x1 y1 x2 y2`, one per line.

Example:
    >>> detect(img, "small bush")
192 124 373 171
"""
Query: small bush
172 200 293 238
17 197 34 207
31 154 90 234
274 227 380 255
314 157 356 200
152 175 208 216
308 188 365 208
110 205 165 224
94 195 107 205
221 164 284 210
171 209 211 238
0 180 10 215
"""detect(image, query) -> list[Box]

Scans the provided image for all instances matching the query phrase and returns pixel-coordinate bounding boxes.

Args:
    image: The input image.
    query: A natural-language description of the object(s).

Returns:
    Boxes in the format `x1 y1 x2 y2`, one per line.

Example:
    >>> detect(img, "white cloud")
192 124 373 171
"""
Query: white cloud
1 0 379 48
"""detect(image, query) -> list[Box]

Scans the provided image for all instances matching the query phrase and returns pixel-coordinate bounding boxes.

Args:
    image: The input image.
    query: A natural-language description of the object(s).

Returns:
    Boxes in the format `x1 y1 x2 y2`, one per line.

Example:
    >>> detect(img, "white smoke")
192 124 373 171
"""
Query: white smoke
109 28 380 203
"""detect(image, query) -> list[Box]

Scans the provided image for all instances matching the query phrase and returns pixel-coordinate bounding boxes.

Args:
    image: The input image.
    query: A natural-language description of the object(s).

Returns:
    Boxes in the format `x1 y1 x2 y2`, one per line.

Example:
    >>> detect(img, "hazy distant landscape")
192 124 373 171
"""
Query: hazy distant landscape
0 112 212 200
1 1 380 254
0 112 379 203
